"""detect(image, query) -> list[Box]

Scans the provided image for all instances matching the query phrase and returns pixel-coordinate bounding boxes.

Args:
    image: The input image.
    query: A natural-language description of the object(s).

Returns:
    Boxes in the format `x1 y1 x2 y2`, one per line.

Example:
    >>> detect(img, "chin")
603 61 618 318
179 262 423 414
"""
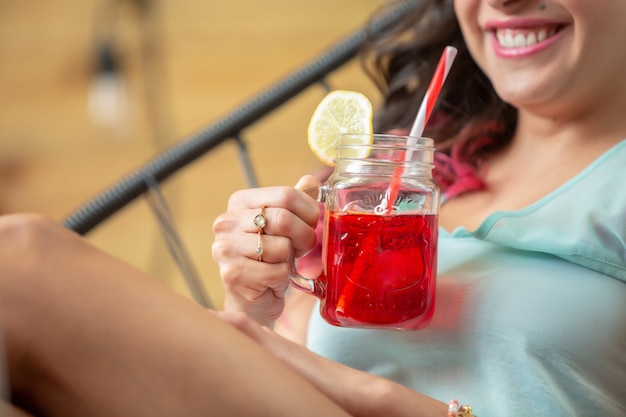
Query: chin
493 82 551 111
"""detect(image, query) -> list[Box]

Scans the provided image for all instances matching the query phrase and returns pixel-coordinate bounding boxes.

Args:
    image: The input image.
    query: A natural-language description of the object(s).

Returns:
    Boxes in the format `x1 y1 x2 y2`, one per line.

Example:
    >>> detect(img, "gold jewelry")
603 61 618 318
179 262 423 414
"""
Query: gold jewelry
253 206 267 231
256 230 264 262
457 405 475 417
448 400 476 417
253 206 266 262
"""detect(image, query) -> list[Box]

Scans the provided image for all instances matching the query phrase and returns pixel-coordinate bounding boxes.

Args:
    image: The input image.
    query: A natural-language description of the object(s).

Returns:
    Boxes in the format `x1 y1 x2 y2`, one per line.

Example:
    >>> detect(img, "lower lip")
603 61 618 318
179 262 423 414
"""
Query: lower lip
491 29 564 58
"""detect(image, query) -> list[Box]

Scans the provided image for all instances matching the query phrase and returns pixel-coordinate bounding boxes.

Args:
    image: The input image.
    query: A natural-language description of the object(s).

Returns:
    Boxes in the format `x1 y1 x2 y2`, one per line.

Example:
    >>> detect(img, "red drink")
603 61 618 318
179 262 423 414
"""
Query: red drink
319 210 438 330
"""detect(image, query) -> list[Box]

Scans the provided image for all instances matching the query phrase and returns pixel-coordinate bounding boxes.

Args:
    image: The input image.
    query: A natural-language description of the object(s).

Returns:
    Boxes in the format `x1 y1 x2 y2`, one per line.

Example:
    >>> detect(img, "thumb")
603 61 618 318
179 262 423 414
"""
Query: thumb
294 175 321 195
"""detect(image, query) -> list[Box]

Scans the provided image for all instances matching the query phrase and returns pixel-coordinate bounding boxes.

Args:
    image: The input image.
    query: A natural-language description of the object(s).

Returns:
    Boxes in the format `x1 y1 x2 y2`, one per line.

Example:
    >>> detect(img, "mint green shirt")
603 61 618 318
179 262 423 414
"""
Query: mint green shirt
306 140 626 417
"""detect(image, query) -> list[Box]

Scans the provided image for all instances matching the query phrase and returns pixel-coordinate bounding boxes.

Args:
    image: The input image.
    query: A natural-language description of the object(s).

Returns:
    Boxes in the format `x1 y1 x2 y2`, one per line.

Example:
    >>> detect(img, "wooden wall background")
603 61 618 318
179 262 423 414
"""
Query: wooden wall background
0 0 387 307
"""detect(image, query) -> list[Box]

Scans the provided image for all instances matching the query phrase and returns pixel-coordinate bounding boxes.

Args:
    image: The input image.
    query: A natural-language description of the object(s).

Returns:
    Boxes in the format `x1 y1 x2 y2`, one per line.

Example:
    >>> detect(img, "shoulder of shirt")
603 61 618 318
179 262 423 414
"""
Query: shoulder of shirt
463 139 626 281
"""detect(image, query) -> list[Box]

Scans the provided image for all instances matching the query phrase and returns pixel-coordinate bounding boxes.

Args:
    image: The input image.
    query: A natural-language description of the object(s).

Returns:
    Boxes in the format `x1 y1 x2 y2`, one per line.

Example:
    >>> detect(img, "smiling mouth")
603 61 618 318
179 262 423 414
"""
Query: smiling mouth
494 25 564 49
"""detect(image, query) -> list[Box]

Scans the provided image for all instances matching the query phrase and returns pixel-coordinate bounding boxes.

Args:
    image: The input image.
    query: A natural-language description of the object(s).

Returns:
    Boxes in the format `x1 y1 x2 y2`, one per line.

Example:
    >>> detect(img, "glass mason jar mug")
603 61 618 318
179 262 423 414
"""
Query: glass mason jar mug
290 133 440 330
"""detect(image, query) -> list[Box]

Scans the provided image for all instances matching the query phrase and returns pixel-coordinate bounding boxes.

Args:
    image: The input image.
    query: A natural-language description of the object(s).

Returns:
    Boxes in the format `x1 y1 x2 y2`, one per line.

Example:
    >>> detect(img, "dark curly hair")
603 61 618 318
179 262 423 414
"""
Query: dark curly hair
359 0 518 197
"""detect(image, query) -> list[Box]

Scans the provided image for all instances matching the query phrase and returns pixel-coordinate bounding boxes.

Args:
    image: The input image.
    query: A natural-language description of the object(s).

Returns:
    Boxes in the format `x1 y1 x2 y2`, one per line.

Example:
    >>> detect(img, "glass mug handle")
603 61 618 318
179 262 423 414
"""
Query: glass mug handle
288 185 328 299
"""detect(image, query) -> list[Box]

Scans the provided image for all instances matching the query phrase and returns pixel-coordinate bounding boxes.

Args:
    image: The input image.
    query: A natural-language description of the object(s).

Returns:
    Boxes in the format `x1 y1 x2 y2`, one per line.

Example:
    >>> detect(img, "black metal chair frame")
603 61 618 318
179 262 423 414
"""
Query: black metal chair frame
61 0 417 306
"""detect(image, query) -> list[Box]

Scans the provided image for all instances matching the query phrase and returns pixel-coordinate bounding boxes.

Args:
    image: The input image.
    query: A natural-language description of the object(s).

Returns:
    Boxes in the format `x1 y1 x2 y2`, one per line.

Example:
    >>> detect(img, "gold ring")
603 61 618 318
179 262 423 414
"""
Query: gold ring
253 206 266 232
256 230 263 262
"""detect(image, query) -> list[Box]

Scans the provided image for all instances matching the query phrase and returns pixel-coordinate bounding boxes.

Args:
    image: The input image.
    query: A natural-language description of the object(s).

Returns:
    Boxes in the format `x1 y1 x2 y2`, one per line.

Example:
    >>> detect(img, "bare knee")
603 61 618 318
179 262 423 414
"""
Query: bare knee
0 212 61 240
0 215 78 383
0 213 67 264
0 213 72 317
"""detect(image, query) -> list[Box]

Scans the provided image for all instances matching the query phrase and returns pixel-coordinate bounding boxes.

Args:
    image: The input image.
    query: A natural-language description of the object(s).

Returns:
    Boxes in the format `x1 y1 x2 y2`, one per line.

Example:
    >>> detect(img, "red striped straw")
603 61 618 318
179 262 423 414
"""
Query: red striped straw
384 46 458 212
409 46 458 138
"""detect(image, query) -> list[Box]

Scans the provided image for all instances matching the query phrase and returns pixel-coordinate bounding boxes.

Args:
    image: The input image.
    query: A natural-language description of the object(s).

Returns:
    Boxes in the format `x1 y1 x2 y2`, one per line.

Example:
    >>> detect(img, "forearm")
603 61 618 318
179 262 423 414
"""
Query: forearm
278 338 448 417
219 310 448 417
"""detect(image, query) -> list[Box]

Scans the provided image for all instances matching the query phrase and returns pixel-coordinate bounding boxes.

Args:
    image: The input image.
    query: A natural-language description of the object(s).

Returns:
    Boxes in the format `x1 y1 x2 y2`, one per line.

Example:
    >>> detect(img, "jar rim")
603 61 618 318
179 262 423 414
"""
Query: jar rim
339 133 435 150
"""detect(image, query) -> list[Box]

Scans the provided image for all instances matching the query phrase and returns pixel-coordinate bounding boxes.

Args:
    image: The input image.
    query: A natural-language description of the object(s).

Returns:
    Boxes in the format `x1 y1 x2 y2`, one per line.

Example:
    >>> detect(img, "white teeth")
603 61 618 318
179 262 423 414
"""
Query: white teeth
496 28 555 49
537 29 547 42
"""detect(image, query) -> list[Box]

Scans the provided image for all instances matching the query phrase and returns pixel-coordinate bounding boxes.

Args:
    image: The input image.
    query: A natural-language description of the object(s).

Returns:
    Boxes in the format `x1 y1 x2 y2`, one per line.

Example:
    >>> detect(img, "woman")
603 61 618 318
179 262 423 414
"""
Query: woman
0 3 481 416
213 0 626 416
1 0 624 415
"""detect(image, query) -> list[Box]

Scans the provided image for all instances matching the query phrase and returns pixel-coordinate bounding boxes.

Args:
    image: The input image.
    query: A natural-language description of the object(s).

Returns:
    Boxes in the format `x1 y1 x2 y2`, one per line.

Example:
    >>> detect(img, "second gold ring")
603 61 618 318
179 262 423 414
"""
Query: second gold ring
256 230 263 262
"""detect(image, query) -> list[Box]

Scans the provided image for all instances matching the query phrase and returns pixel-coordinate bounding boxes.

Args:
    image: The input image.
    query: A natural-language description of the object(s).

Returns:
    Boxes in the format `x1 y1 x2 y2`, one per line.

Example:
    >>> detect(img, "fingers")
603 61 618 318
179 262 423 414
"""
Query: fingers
214 178 322 255
212 179 324 324
227 184 320 229
212 235 291 295
294 174 321 191
212 233 291 323
214 207 315 259
212 213 293 324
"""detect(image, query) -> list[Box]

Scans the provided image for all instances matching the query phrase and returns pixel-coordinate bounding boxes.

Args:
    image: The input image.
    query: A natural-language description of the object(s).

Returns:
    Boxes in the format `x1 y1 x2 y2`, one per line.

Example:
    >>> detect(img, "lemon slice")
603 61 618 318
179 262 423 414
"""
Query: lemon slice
307 90 374 166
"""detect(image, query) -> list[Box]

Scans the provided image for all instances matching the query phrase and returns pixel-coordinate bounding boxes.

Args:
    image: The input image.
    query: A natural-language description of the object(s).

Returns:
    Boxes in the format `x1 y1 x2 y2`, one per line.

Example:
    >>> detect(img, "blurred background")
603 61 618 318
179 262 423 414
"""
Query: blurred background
0 0 388 307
